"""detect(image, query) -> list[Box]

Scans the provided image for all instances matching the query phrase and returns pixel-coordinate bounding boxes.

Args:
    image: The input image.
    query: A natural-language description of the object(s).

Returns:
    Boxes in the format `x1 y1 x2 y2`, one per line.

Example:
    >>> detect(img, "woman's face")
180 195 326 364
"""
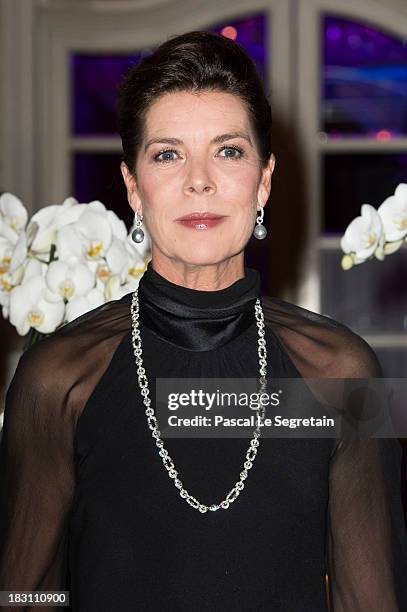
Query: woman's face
121 90 275 269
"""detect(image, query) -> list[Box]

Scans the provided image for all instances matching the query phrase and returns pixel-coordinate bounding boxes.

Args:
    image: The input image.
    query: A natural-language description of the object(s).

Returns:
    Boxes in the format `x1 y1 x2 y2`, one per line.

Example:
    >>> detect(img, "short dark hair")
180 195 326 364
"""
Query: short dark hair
116 30 272 175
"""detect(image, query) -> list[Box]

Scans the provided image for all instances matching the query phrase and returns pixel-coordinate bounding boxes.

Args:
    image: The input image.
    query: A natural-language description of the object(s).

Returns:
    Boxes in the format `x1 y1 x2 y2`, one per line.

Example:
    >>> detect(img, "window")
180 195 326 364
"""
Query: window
319 13 407 377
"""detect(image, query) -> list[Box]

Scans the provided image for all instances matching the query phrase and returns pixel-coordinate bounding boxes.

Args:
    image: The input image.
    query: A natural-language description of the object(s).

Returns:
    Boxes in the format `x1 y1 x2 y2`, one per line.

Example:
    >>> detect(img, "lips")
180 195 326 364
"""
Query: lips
176 211 225 221
175 211 227 230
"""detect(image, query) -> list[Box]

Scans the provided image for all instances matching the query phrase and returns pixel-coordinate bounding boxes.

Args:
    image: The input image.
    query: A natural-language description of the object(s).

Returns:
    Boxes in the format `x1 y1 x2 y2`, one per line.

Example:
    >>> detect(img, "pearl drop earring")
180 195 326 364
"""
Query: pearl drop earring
131 210 144 243
253 206 267 240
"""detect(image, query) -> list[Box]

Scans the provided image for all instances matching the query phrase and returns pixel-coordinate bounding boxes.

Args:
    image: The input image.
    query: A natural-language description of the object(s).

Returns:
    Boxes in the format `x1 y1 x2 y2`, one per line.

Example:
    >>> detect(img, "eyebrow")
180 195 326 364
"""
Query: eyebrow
143 131 252 152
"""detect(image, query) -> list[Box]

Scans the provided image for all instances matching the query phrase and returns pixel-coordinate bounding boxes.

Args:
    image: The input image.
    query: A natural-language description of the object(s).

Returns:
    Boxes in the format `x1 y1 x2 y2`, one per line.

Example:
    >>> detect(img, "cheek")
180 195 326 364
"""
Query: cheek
138 172 165 201
137 176 168 221
220 166 260 205
234 207 257 238
228 180 258 223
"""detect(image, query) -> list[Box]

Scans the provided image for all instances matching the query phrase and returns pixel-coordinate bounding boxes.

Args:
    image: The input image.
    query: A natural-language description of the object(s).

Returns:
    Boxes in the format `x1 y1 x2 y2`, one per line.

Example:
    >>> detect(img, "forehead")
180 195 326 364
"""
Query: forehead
143 90 250 134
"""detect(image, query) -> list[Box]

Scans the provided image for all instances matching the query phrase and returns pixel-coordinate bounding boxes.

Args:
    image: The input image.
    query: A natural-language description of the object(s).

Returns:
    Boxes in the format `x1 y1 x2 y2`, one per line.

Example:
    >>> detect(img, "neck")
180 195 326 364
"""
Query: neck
150 250 245 291
135 259 262 351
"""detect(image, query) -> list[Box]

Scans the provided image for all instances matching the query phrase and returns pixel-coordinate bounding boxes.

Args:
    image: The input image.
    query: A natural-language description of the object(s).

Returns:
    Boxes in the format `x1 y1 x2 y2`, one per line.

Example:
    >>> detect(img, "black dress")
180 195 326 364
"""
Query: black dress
1 262 407 611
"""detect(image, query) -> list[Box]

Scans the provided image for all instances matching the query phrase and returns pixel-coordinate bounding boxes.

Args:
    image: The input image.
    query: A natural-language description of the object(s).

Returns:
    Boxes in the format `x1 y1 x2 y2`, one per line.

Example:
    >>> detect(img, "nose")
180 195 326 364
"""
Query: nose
184 159 216 195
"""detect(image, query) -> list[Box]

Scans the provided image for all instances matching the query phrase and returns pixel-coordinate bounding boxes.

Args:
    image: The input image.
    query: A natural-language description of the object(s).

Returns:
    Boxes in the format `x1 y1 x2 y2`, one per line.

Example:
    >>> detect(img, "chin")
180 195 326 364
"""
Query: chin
175 246 235 267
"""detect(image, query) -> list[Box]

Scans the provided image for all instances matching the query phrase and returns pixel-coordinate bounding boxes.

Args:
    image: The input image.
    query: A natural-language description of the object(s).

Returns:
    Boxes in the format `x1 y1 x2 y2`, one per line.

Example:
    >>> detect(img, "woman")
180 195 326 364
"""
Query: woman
0 30 406 611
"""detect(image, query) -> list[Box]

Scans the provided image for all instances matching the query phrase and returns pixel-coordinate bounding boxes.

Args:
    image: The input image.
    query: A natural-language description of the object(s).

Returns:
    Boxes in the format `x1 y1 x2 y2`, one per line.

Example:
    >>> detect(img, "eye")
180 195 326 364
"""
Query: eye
153 144 245 164
218 145 244 160
154 148 178 164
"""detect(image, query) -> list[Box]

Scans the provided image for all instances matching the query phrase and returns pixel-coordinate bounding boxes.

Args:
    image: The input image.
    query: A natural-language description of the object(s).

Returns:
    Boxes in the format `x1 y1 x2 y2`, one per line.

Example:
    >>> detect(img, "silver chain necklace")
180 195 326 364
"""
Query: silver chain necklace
130 288 268 513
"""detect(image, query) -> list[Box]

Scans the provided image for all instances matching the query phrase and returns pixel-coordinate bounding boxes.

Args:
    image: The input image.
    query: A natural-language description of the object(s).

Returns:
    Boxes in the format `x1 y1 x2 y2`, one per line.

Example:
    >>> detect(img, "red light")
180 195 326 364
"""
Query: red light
221 26 237 40
376 129 392 140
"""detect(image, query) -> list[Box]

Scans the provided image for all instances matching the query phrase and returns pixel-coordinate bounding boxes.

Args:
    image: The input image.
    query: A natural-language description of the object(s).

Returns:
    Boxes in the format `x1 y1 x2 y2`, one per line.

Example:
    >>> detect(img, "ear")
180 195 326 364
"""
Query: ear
256 153 276 210
120 161 142 215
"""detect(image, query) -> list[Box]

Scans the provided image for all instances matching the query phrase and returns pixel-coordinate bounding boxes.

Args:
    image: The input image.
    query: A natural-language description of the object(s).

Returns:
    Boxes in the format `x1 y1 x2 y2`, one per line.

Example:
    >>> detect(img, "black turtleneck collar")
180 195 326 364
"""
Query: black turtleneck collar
130 260 261 352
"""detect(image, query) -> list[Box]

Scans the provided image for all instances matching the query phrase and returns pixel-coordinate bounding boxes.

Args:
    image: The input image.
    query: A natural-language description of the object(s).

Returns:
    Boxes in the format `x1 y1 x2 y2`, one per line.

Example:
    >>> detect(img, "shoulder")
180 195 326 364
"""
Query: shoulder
261 295 382 378
10 294 132 402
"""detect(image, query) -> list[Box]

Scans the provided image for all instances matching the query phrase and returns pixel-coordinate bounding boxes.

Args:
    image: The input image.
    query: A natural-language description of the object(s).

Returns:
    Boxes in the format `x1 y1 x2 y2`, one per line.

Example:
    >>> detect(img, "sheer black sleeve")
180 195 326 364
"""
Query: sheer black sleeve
0 341 75 610
325 339 407 610
327 435 407 610
0 297 131 611
263 296 407 610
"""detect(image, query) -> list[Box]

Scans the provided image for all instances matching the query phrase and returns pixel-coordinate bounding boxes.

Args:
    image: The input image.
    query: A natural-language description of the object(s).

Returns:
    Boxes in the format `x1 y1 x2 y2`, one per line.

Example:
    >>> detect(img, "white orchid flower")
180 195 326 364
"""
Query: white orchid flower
106 209 127 241
8 231 28 275
92 237 149 299
0 261 12 314
0 236 13 277
46 259 95 300
9 274 65 335
65 287 105 323
2 256 46 300
88 261 111 289
57 210 112 265
87 199 107 214
340 204 385 263
0 256 44 311
1 231 35 292
54 197 82 229
85 200 129 238
127 256 149 281
57 224 86 263
340 254 354 270
0 192 28 238
105 236 130 282
105 273 141 301
377 183 407 243
28 197 81 255
73 209 113 261
0 193 153 337
88 238 147 293
26 220 40 249
104 274 122 301
29 204 60 254
0 217 21 245
0 290 10 318
384 239 404 255
1 264 20 296
125 241 150 280
88 239 128 290
24 257 47 281
1 266 25 295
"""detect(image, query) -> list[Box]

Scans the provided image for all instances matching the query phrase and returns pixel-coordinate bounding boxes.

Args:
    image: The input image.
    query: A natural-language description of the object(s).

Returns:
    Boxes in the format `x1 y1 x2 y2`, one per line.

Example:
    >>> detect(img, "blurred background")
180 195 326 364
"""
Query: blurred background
0 0 406 515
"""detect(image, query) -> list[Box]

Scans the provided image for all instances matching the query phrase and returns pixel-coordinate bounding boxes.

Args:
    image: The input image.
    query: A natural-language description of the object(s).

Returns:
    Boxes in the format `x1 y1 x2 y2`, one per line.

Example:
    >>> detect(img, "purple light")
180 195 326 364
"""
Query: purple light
322 15 407 136
327 24 341 42
347 33 361 49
